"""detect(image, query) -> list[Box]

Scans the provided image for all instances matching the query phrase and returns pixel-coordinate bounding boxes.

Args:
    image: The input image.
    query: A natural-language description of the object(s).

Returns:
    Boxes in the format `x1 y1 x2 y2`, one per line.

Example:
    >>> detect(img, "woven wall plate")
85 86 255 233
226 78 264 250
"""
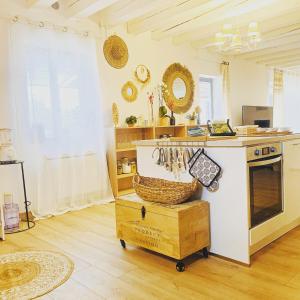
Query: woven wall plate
122 81 138 102
103 35 128 69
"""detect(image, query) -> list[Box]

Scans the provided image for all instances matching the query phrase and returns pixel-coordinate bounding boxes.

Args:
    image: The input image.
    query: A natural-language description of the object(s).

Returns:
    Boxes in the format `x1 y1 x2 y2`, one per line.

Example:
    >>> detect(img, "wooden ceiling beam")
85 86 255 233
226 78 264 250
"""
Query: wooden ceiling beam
191 24 300 49
25 0 57 7
193 28 300 56
253 48 300 63
230 34 300 57
263 54 300 65
173 2 300 45
273 59 300 68
127 0 221 35
94 0 184 28
152 0 258 40
64 0 120 18
235 41 300 60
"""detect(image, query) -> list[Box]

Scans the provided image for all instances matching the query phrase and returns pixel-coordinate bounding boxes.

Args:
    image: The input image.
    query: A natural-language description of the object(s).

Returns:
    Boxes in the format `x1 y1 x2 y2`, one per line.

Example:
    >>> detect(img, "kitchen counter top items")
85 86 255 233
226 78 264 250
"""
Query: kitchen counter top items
116 194 210 272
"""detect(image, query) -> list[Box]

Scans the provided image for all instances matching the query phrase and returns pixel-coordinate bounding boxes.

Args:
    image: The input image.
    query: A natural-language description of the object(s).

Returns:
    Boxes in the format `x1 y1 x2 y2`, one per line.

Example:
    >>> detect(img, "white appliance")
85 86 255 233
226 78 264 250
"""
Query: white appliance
247 143 283 228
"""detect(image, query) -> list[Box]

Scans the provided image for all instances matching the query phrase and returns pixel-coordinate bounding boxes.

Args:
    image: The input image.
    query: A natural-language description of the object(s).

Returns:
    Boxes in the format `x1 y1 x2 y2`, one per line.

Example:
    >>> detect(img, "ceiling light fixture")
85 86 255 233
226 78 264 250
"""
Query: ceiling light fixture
214 22 261 53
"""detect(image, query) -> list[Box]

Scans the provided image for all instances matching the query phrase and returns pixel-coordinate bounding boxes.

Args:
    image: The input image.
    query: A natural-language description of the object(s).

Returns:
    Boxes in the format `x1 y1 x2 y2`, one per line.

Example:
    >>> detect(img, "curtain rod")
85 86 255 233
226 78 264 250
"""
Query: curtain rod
221 61 230 65
0 14 102 39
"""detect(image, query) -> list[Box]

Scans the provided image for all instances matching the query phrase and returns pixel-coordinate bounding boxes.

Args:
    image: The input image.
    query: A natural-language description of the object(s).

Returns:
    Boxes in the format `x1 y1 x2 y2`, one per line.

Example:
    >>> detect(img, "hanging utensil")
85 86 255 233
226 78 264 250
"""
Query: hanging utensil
159 148 165 166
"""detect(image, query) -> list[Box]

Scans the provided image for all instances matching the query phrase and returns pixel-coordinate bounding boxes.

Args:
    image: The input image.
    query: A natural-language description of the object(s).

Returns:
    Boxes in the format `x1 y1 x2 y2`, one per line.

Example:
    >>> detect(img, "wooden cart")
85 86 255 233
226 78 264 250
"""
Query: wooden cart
115 194 210 272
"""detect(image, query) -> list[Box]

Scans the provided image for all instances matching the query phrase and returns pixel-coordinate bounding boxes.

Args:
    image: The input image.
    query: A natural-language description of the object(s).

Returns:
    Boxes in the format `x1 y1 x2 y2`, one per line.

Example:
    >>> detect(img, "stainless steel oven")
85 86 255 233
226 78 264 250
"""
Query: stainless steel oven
247 143 283 228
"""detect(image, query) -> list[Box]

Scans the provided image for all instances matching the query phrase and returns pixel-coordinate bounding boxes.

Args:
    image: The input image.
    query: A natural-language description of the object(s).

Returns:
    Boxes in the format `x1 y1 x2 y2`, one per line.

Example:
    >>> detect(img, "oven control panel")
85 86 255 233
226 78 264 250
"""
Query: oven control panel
247 143 282 161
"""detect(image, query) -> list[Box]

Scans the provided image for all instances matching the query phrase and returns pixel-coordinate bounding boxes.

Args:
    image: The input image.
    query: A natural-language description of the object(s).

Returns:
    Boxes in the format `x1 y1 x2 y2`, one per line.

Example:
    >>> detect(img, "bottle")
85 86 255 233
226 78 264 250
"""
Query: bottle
130 161 137 174
3 193 20 232
170 111 176 126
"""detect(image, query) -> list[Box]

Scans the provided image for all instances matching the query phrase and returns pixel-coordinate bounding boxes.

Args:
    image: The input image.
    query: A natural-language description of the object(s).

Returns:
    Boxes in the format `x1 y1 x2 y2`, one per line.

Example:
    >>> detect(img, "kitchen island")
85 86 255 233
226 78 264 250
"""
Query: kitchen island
135 134 300 265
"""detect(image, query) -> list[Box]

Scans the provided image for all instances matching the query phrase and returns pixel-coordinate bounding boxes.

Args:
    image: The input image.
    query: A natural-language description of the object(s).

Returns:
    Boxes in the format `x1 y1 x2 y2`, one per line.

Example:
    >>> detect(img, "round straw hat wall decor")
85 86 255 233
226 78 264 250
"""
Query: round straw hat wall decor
103 35 129 69
0 250 74 299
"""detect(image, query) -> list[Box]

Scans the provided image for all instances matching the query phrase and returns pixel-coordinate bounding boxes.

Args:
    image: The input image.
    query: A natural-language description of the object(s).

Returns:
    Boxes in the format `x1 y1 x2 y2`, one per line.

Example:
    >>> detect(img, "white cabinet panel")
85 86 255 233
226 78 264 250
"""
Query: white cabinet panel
283 141 300 221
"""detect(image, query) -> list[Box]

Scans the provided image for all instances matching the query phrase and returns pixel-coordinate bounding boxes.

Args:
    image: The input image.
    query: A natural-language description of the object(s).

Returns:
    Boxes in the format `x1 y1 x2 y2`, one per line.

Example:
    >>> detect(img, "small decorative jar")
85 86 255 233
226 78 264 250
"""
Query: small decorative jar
3 193 20 232
130 161 137 174
117 161 123 175
121 157 131 174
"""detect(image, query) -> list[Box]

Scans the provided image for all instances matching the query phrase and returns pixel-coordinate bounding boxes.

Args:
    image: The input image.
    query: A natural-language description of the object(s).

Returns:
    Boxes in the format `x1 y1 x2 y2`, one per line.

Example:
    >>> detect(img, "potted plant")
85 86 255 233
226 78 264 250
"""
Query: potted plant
159 105 169 126
186 111 197 125
126 115 137 127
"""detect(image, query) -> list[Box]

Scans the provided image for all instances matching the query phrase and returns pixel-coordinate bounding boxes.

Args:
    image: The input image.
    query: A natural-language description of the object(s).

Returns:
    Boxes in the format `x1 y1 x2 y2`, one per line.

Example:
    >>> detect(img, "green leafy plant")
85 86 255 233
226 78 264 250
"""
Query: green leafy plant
186 112 197 120
159 106 168 118
125 115 137 125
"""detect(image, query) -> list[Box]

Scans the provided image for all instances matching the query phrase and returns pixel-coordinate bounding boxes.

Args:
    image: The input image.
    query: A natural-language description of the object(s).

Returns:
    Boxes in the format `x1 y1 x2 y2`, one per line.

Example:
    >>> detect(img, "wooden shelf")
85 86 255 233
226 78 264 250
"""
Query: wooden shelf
117 188 135 196
116 147 136 152
115 126 153 130
117 173 136 179
155 125 185 128
108 125 203 198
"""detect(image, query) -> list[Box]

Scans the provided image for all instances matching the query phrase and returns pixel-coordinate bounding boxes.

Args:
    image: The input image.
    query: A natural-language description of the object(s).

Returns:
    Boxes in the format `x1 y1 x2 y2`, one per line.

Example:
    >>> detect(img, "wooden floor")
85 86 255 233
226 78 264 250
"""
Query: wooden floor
1 203 300 300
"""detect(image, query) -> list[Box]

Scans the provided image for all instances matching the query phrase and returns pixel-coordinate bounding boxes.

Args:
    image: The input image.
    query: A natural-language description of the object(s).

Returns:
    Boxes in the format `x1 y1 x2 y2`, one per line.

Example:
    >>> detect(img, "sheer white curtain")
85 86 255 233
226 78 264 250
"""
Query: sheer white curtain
9 22 112 217
283 72 300 132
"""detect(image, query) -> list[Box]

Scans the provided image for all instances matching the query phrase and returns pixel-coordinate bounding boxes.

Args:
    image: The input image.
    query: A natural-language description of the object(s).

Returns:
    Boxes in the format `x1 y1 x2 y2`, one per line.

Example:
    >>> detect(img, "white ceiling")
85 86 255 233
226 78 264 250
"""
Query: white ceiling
15 0 300 69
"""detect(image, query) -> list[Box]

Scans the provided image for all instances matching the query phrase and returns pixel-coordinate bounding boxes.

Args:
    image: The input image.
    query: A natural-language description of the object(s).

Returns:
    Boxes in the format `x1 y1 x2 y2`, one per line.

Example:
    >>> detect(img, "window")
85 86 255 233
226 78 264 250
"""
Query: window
199 77 213 123
198 75 224 123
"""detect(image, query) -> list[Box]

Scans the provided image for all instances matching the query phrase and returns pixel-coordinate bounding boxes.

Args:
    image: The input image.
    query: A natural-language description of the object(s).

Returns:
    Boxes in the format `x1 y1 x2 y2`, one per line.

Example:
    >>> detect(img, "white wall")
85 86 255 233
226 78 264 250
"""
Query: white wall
97 25 270 127
229 59 270 125
97 25 222 127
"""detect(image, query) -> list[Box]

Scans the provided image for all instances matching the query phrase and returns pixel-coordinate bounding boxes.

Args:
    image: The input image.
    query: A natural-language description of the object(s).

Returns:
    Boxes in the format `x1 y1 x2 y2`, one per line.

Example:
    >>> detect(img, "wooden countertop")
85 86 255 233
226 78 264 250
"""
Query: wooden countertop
134 134 300 147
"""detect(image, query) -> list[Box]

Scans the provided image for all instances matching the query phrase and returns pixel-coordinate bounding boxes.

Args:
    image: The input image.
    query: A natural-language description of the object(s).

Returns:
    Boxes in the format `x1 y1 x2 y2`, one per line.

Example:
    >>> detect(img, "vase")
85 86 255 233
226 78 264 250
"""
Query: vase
170 112 176 126
188 119 196 126
159 116 169 126
128 124 135 128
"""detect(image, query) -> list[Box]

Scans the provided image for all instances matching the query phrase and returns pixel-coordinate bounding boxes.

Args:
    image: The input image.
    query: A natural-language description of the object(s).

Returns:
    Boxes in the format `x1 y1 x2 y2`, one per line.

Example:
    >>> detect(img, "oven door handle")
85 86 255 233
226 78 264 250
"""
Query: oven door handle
248 156 282 167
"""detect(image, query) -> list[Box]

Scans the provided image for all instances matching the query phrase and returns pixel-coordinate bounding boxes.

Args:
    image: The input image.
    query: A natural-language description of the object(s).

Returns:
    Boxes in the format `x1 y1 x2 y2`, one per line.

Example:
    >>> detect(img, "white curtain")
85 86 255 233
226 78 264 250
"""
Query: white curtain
9 22 112 217
282 72 300 132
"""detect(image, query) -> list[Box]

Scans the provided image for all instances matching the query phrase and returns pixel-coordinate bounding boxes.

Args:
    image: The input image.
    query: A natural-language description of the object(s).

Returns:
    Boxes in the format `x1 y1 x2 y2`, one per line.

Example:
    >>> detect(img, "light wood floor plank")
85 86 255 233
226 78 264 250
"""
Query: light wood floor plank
1 203 300 299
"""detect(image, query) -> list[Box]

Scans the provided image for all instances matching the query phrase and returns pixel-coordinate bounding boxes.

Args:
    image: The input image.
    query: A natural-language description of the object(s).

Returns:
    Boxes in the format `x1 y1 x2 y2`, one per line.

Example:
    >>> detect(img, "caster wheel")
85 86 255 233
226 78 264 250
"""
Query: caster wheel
203 247 209 258
176 261 185 272
120 239 126 249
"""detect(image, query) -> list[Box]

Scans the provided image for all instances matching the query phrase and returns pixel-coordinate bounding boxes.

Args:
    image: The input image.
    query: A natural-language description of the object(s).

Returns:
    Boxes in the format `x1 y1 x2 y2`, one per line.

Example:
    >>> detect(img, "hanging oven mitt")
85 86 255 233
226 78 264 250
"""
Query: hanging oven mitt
188 148 222 190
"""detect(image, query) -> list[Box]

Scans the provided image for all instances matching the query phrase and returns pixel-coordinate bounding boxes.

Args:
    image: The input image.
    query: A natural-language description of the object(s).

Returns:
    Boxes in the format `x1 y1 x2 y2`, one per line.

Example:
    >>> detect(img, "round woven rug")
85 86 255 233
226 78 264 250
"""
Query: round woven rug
0 250 74 299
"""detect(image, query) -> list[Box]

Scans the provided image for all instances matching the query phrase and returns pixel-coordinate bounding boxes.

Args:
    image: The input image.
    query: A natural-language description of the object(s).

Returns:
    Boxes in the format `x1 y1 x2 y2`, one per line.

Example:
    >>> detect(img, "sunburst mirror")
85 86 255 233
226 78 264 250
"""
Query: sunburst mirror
162 63 194 114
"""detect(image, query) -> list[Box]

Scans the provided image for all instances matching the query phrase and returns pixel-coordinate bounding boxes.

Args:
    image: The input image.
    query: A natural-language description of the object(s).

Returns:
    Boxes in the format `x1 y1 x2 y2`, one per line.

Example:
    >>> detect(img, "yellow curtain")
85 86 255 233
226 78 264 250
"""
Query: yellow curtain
273 69 283 91
220 61 231 120
273 69 284 127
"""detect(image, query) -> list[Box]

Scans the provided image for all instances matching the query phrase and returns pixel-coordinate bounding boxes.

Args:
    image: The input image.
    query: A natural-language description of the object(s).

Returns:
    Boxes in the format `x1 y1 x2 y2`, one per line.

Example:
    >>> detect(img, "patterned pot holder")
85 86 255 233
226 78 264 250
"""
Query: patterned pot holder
188 148 222 189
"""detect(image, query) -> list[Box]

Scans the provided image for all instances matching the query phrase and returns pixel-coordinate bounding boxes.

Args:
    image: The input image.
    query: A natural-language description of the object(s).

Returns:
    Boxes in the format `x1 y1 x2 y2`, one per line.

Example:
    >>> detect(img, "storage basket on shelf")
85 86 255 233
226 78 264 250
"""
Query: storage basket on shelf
133 174 198 205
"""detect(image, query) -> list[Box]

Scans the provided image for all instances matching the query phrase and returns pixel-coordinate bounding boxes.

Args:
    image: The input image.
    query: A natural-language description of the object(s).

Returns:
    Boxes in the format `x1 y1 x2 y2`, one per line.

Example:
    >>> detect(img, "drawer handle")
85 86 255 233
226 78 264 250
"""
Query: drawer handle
141 206 146 219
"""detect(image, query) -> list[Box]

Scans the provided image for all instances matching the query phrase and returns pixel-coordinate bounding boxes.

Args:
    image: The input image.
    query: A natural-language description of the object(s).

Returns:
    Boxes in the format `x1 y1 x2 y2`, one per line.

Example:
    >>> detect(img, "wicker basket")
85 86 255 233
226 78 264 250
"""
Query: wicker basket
133 175 198 205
